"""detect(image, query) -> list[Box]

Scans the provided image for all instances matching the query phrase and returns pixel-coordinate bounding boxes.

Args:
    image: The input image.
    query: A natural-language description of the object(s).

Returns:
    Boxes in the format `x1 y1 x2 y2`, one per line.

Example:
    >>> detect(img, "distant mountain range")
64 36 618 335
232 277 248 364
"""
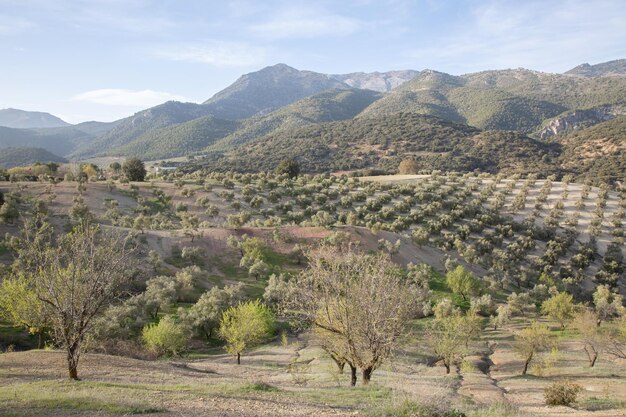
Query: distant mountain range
0 60 624 179
0 108 69 129
564 59 626 77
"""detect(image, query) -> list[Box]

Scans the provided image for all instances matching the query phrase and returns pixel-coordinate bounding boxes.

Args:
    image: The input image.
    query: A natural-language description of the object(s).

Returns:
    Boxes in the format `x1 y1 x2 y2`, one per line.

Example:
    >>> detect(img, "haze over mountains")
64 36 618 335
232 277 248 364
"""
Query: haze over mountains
1 59 625 180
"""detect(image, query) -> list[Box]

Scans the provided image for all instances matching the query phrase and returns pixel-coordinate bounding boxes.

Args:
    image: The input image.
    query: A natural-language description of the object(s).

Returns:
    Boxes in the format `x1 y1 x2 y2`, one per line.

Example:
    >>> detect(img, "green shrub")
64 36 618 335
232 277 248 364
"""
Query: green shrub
142 316 188 357
544 380 582 406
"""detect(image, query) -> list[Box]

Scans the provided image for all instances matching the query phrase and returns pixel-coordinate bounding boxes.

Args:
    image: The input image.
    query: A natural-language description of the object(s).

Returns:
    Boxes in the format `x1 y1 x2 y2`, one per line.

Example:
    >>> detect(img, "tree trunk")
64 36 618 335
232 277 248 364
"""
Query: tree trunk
237 352 241 365
444 360 451 374
67 342 81 380
202 326 212 341
585 345 598 367
350 365 357 387
522 352 533 375
37 331 44 350
362 367 373 385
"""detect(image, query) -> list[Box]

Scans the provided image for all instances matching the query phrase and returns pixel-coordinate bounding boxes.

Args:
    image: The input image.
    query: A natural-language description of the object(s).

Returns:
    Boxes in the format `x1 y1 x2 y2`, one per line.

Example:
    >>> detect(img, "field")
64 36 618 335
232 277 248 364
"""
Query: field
0 172 624 416
2 320 626 416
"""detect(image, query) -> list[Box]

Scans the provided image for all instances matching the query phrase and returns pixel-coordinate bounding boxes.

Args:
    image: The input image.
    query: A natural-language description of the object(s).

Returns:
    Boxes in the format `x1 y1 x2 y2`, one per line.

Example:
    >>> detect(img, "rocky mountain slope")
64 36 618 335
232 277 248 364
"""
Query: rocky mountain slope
330 70 420 92
202 63 351 120
565 59 626 77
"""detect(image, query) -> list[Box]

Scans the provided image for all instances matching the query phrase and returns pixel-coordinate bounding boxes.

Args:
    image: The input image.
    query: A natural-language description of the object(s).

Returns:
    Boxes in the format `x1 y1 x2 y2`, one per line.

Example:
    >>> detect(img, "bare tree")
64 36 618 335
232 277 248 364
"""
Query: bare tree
606 316 626 359
426 311 482 374
574 310 606 367
15 219 135 379
283 245 426 385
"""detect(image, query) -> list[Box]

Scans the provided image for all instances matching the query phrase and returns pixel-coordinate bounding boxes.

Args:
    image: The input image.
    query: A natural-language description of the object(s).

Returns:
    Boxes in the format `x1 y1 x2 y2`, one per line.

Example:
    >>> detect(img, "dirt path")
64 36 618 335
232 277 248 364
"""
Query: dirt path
458 340 507 405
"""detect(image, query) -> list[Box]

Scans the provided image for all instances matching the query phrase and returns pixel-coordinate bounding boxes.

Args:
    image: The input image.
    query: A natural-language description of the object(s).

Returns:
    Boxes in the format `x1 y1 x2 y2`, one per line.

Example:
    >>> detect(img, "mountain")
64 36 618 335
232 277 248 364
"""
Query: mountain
69 101 214 159
73 120 121 136
0 108 69 128
4 60 624 175
192 113 559 175
0 147 67 169
111 116 240 160
565 59 626 77
0 125 96 156
71 64 352 159
202 63 350 120
203 88 382 153
330 70 419 92
358 67 626 133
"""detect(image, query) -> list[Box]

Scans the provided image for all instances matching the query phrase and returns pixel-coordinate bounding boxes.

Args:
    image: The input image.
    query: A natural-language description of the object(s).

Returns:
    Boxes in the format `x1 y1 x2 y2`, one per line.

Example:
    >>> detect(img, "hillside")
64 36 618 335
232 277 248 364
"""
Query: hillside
0 108 69 128
358 68 626 133
69 101 214 159
0 147 67 168
0 125 96 156
112 116 240 160
565 59 626 77
0 170 624 417
557 115 626 182
204 88 383 152
193 113 559 175
537 102 626 139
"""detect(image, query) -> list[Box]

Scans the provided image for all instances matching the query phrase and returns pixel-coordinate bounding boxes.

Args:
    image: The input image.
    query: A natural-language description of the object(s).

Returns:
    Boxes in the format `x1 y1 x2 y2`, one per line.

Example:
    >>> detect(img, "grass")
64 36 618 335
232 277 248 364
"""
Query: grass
241 382 280 392
368 399 465 417
579 397 626 411
427 272 471 310
0 381 164 415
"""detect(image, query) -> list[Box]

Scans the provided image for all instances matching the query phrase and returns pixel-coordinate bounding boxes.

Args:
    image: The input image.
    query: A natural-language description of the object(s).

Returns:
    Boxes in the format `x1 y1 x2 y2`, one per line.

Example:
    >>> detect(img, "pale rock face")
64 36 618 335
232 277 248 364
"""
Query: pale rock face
331 70 420 92
538 104 626 139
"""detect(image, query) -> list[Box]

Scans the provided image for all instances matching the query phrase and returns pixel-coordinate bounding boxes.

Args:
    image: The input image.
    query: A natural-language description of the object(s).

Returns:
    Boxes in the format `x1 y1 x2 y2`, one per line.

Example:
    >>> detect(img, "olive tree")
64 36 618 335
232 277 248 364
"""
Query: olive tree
541 292 578 329
593 285 625 326
14 220 135 379
122 158 146 182
446 265 480 301
179 283 243 340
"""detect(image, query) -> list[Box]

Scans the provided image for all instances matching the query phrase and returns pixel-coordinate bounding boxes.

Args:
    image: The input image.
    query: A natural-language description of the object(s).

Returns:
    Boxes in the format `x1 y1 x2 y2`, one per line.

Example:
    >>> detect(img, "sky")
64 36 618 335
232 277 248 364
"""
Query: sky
0 0 625 124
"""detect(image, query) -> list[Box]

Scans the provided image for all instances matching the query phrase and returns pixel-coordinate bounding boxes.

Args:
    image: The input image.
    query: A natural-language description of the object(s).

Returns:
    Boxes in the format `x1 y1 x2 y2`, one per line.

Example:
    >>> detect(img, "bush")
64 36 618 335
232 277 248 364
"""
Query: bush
398 159 419 175
122 158 146 182
544 380 582 406
142 316 188 357
275 159 300 178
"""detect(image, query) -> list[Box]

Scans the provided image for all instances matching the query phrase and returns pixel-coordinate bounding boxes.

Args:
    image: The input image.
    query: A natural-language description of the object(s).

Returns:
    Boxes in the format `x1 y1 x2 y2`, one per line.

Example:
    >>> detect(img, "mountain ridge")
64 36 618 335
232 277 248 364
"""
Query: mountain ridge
0 108 69 129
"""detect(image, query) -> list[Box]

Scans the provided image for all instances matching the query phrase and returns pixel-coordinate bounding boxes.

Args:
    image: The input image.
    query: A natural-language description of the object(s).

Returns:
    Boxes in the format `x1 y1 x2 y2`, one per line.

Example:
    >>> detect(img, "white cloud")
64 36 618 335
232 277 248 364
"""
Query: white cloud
250 8 360 39
72 89 189 107
155 41 268 67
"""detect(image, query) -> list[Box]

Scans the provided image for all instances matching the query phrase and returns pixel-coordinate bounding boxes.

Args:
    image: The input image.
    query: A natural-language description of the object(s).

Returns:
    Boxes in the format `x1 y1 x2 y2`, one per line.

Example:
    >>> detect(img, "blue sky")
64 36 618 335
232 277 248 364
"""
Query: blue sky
1 0 625 123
